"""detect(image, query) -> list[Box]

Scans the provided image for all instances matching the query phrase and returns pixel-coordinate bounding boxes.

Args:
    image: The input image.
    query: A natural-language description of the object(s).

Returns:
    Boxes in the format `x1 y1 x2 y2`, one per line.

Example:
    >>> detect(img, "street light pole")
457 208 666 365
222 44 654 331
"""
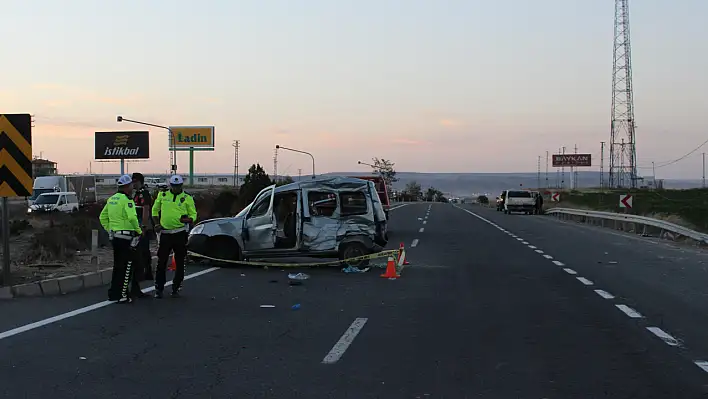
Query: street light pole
117 116 177 175
275 145 315 179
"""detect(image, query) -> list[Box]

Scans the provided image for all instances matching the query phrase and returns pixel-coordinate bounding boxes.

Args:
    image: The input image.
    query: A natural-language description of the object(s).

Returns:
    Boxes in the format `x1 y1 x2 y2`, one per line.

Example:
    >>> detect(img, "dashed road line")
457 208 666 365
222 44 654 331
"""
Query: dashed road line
694 361 708 373
616 304 643 318
419 227 424 233
322 318 368 364
411 239 419 248
563 268 577 275
422 220 427 225
646 327 679 347
452 204 707 375
576 277 594 286
594 289 615 299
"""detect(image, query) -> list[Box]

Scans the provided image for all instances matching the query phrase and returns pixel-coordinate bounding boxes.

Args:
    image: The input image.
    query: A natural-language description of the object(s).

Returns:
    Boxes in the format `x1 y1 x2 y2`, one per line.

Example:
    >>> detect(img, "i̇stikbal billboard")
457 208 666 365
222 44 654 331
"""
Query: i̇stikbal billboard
95 131 150 160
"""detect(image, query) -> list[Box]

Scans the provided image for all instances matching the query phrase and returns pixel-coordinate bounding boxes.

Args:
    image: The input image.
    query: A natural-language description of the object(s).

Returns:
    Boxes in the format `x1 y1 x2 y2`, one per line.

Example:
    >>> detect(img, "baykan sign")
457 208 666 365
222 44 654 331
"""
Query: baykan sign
95 131 150 160
552 154 592 167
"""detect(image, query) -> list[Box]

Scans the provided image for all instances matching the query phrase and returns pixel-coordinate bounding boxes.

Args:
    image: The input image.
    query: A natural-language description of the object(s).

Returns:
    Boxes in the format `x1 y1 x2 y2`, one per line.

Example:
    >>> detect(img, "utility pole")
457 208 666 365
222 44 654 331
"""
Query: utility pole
273 148 278 182
573 144 578 190
298 168 302 180
703 153 706 188
652 161 656 187
600 141 605 189
556 147 561 188
232 140 240 187
537 156 541 189
561 146 566 189
609 0 637 188
545 151 549 189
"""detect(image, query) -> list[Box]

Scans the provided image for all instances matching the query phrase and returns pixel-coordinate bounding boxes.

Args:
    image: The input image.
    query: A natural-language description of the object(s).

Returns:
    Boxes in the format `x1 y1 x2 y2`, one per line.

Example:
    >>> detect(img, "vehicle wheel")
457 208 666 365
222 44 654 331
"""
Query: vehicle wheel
339 242 371 269
206 236 242 266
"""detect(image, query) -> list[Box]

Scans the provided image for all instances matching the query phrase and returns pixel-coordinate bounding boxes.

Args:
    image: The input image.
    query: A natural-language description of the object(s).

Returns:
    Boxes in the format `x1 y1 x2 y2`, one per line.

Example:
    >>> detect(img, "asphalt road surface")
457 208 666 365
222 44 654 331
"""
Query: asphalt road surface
1 203 708 398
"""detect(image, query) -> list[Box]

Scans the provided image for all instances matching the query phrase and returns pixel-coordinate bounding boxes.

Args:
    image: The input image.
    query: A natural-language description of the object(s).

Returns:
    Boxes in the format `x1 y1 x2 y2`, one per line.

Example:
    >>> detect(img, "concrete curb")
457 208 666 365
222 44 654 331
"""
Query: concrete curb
1 268 114 299
1 254 160 299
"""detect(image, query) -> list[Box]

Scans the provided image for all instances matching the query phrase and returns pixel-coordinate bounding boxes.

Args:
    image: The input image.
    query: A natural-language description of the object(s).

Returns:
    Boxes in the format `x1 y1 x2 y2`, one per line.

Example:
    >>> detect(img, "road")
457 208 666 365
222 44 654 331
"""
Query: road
1 203 708 397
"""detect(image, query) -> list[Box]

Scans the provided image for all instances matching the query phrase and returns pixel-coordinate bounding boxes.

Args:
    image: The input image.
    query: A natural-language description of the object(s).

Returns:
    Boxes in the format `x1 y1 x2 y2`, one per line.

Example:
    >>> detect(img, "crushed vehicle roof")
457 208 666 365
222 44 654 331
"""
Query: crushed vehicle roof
274 176 374 194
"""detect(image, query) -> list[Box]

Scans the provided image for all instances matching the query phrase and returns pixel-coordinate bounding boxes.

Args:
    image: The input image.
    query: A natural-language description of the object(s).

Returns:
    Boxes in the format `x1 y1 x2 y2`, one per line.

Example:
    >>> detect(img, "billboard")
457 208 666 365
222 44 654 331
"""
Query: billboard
552 153 592 167
168 126 215 150
95 131 150 160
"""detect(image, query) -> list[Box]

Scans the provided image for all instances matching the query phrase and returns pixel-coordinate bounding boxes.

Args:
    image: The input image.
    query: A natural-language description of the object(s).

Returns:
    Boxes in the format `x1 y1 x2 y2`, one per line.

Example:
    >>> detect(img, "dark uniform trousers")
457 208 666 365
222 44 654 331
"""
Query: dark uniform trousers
108 236 140 300
137 233 153 280
155 231 188 292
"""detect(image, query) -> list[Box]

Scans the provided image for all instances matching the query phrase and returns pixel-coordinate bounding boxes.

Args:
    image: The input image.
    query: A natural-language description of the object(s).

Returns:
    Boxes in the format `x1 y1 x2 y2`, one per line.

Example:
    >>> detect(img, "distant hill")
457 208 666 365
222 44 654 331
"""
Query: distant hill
324 171 704 197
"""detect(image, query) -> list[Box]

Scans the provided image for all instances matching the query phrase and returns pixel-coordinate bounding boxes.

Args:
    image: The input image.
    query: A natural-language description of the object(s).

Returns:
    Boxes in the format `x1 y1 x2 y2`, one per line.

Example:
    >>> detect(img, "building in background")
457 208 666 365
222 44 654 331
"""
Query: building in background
32 158 58 177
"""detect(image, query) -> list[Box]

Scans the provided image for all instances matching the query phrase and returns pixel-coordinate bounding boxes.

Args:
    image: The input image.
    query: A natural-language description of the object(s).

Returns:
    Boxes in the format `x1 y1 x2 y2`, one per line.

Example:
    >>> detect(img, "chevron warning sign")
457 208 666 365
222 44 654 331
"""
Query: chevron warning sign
0 114 32 197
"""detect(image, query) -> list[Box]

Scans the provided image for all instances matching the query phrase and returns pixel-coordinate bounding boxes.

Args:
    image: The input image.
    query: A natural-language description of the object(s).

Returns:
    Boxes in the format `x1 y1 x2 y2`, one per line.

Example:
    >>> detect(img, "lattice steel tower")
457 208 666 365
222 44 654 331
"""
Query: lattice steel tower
609 0 637 188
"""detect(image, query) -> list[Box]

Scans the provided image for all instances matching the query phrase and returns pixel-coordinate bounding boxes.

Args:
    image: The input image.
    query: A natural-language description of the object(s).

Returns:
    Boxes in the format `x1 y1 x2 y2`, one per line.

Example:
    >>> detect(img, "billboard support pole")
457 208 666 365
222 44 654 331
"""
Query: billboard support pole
189 148 194 186
120 159 125 175
2 197 10 286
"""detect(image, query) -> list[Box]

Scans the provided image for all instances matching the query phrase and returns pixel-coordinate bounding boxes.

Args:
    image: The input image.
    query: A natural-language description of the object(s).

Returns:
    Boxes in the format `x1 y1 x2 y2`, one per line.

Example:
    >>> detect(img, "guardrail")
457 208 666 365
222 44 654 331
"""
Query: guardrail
545 207 708 245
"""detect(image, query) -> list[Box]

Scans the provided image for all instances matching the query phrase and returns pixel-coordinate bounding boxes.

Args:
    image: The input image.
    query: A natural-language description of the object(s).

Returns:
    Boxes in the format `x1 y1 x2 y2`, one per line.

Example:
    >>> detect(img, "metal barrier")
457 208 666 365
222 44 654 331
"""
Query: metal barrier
544 207 708 245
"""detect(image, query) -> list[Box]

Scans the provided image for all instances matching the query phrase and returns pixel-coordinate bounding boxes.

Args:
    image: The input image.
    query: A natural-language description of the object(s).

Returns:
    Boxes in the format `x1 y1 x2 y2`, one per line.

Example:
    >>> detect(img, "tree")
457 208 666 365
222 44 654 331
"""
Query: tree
403 181 422 201
424 187 446 202
239 163 273 206
371 158 398 187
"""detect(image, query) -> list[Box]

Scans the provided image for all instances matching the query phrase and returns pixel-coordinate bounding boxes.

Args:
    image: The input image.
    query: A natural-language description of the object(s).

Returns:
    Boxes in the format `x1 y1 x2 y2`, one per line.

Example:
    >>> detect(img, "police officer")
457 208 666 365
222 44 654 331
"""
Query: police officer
131 173 154 281
151 175 197 298
99 174 144 303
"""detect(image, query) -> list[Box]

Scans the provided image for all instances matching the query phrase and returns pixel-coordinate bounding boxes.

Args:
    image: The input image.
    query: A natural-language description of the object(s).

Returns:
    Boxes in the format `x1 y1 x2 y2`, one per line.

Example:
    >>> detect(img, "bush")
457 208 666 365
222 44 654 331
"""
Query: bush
477 195 489 204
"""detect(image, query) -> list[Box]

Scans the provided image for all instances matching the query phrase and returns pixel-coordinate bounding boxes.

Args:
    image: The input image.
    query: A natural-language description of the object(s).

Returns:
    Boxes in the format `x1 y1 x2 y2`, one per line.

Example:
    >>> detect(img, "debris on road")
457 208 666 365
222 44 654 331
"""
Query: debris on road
260 305 275 308
342 266 370 273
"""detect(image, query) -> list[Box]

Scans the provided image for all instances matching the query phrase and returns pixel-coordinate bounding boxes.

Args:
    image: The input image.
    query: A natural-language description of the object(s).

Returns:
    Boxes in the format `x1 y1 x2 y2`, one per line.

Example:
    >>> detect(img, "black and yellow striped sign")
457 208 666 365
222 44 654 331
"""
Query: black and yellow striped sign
0 114 32 197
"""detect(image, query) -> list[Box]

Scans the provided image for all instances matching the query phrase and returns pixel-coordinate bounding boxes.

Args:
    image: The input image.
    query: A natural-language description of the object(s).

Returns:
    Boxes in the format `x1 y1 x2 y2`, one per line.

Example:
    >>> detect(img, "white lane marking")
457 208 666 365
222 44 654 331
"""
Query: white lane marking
563 268 577 275
534 249 544 254
616 304 643 318
411 239 419 247
510 235 517 238
516 238 523 241
542 254 553 259
418 227 424 233
0 267 221 341
694 361 708 373
521 241 529 245
552 260 565 266
388 204 410 211
576 277 594 285
528 245 537 249
322 318 368 364
647 327 679 346
594 289 615 299
422 220 427 225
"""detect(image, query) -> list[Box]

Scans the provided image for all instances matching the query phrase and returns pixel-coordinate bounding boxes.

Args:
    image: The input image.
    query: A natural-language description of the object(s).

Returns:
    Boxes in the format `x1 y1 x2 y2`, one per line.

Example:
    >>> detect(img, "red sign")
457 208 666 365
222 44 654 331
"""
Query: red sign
551 192 560 202
619 194 633 209
552 154 592 167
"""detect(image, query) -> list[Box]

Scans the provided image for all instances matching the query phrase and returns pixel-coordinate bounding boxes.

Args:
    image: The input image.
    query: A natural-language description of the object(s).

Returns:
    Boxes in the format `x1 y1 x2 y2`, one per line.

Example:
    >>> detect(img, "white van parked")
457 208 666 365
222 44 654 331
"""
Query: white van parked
27 192 80 214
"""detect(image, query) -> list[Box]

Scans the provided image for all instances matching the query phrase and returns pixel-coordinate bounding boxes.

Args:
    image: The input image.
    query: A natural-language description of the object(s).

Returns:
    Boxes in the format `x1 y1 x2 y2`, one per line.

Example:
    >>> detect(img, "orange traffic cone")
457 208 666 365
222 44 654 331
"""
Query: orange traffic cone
380 256 400 279
397 243 410 266
168 253 176 271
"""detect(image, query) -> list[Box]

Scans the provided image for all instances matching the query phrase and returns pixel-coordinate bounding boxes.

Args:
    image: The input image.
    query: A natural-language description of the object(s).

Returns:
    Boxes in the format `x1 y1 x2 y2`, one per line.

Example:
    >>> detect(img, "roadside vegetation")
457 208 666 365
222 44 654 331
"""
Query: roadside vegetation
554 188 708 232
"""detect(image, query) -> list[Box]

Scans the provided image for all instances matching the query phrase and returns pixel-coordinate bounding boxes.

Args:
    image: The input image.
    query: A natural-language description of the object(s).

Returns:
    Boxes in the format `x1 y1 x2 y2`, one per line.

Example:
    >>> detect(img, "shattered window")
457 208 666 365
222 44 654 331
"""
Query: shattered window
340 191 367 216
308 191 336 217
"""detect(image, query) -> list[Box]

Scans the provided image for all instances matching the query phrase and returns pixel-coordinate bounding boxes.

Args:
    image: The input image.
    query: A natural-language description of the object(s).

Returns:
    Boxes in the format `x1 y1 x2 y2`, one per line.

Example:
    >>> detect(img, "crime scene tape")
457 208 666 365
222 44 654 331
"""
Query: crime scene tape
187 249 400 268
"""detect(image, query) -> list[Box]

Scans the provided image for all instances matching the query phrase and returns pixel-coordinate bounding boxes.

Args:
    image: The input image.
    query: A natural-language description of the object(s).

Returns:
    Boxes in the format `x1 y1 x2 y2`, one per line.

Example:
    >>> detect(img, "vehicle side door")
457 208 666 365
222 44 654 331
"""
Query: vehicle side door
242 185 277 252
301 189 339 251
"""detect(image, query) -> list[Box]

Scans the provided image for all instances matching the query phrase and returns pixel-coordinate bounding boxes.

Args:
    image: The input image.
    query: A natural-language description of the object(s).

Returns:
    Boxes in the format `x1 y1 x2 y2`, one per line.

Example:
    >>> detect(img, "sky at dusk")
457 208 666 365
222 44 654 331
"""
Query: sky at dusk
2 0 707 179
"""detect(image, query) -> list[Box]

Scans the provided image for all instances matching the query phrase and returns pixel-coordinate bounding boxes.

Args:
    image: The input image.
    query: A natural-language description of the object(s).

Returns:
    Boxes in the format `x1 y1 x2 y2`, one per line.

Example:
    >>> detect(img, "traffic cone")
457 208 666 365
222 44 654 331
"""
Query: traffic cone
168 253 176 271
397 243 410 266
380 256 400 279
